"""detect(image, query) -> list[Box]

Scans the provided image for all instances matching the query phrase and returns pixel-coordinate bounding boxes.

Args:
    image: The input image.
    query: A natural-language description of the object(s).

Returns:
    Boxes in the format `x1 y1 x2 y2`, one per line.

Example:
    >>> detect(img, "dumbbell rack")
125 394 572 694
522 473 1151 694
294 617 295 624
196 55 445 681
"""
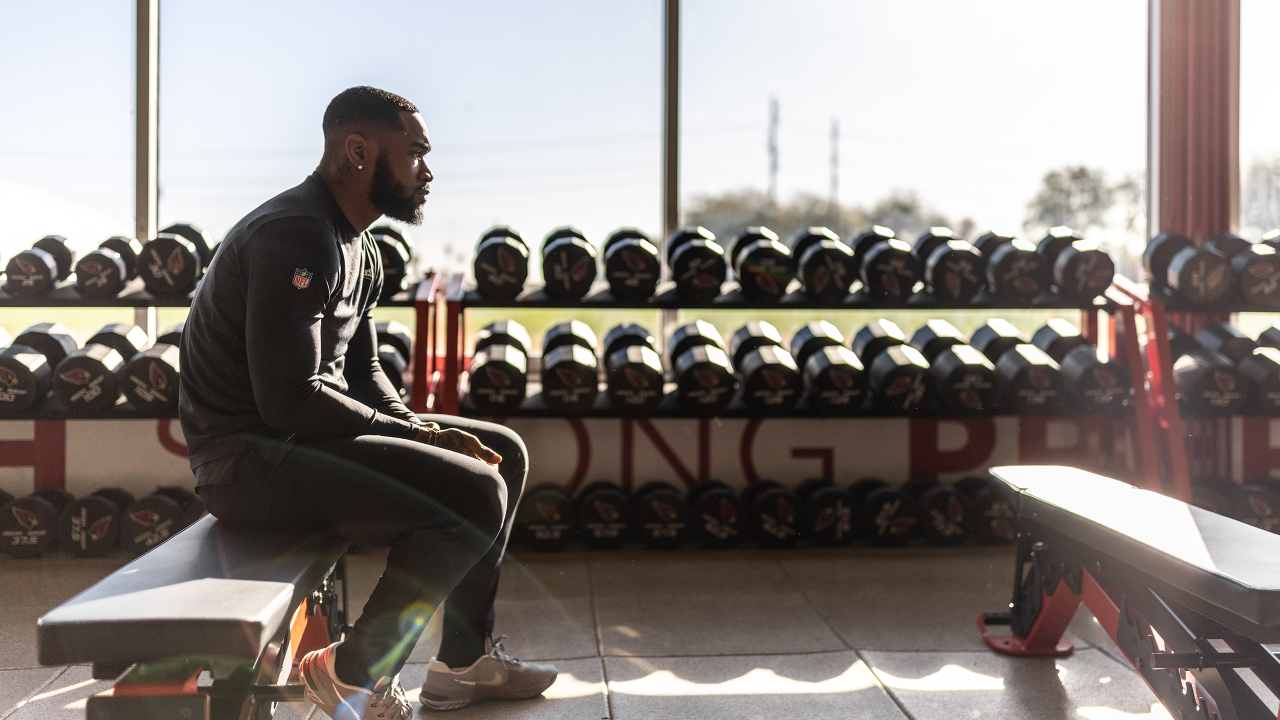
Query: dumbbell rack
412 273 1166 494
1113 276 1280 503
0 278 425 499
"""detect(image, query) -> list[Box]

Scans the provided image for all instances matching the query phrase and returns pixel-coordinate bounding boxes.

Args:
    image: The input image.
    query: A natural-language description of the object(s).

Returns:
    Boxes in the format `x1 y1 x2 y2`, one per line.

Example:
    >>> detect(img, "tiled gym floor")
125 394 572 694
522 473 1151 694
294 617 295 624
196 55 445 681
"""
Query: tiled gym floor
0 546 1169 720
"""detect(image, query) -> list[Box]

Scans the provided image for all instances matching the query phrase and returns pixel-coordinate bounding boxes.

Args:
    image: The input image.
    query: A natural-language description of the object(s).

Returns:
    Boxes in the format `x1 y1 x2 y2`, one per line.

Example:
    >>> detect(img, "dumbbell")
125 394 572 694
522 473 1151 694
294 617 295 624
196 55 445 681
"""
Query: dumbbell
4 235 75 296
603 323 654 359
137 232 204 296
376 321 413 364
794 323 866 415
378 344 409 399
0 344 52 415
850 478 918 547
909 319 968 363
855 322 932 414
157 321 185 347
986 238 1048 301
790 227 855 301
1231 244 1280 309
730 321 799 415
669 320 722 360
1061 346 1133 414
159 223 214 268
513 483 577 551
903 478 974 546
56 487 135 557
1226 482 1280 533
1142 231 1193 291
541 322 600 414
1031 318 1089 363
913 227 957 263
373 230 413 301
973 230 1015 258
632 481 691 550
666 226 727 302
473 227 529 300
371 224 414 258
955 476 1016 544
576 481 633 550
121 486 206 555
860 237 920 301
673 345 735 416
1173 346 1247 416
1197 323 1257 364
849 225 896 272
606 344 664 415
1264 229 1280 250
996 344 1072 414
793 478 857 547
1167 244 1232 305
686 480 747 548
602 228 661 301
971 319 1027 364
53 344 125 415
924 239 986 305
728 227 793 301
468 321 530 414
121 344 182 412
542 227 598 301
0 488 11 507
0 488 74 558
932 345 998 414
1239 347 1280 415
75 236 141 298
741 479 802 549
1038 228 1115 303
89 323 150 362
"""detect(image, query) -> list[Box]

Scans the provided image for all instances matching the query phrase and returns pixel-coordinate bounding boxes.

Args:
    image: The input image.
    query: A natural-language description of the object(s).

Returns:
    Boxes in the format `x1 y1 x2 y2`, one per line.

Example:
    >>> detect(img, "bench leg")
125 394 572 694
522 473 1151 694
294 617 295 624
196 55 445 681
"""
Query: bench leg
978 533 1077 656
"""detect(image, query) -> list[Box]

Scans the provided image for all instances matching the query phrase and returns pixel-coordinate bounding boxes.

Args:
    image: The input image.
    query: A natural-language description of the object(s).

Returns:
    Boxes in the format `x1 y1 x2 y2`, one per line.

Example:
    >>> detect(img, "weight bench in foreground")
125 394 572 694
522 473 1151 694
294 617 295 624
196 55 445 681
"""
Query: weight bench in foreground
981 465 1280 720
37 514 350 720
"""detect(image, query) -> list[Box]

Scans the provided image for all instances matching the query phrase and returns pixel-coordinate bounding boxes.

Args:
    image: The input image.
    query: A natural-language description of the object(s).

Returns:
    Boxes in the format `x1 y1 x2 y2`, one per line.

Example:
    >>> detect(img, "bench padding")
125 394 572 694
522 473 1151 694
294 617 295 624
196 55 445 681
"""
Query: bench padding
38 515 347 667
993 466 1280 630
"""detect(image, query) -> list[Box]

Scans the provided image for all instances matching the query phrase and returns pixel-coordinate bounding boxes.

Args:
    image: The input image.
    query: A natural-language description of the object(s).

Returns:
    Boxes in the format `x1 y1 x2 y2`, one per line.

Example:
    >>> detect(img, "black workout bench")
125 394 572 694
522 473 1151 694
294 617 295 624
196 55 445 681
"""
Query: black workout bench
981 465 1280 720
37 514 351 720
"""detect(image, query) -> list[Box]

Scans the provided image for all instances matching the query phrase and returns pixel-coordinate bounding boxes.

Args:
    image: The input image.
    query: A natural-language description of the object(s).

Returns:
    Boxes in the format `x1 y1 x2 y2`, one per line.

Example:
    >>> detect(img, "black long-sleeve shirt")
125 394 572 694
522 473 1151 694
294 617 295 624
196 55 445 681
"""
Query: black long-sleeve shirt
180 173 419 474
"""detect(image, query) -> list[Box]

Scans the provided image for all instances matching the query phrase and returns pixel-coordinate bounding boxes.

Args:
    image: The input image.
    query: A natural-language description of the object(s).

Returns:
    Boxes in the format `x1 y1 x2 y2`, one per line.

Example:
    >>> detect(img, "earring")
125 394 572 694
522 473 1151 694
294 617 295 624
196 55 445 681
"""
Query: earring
357 165 364 170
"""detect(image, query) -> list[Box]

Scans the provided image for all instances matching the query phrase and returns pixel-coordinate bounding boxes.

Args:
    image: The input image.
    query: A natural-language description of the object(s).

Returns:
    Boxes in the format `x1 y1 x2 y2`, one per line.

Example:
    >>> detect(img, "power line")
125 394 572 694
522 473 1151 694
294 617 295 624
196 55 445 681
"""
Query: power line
767 97 779 204
830 117 839 207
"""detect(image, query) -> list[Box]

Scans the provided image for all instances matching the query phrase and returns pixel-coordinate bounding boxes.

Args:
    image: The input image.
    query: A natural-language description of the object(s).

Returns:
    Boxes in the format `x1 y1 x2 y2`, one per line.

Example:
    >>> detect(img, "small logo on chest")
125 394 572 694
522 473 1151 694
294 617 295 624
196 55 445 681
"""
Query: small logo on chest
363 268 374 279
293 268 313 289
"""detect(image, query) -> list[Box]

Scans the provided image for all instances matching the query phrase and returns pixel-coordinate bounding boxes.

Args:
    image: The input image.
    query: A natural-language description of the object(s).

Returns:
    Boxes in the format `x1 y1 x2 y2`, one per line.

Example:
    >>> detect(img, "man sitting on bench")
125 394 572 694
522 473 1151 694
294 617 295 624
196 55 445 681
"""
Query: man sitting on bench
179 86 555 719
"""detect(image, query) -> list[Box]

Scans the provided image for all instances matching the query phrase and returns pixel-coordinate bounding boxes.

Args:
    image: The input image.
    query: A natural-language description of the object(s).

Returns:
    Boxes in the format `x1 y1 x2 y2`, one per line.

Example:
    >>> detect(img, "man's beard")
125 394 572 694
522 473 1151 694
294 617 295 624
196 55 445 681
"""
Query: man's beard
368 153 425 225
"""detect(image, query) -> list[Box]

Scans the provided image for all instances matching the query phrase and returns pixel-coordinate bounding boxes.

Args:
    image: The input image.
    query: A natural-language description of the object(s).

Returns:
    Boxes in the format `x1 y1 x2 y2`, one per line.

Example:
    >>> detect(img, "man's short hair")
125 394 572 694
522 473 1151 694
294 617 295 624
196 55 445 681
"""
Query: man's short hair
322 86 418 137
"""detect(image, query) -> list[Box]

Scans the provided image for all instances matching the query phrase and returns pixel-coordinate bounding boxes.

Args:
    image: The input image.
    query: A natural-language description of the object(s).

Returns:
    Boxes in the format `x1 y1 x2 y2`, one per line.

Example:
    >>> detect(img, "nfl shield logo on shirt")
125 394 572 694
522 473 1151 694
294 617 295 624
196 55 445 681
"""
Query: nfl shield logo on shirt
293 268 313 289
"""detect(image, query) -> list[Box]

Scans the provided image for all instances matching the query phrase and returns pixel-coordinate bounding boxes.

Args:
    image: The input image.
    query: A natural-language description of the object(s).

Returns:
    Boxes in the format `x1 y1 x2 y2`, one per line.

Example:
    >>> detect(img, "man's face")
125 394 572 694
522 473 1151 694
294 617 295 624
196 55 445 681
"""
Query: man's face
368 111 433 225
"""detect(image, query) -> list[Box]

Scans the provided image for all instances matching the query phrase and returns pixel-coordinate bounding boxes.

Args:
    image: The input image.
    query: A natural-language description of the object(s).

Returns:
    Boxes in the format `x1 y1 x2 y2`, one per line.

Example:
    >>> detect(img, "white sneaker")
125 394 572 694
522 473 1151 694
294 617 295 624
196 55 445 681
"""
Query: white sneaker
419 635 558 711
298 642 412 720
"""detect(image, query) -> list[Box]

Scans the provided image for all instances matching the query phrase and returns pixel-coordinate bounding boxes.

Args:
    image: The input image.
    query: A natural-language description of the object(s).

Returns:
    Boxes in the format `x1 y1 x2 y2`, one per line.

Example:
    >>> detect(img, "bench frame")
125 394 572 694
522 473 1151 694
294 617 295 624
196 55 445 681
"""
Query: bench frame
982 501 1280 720
84 556 348 720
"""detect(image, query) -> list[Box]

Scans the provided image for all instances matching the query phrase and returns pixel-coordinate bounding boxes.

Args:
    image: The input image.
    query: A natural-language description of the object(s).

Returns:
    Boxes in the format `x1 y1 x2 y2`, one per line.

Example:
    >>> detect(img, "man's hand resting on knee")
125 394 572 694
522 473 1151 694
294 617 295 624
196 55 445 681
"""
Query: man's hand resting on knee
415 422 502 465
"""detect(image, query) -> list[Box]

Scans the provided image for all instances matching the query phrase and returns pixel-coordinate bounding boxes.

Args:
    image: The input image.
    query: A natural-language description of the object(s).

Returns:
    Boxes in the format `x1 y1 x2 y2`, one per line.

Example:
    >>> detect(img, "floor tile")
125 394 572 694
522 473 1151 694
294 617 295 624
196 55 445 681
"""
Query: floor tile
4 665 114 720
0 557 125 670
782 546 1015 652
605 652 908 720
590 551 847 656
862 647 1159 720
399 657 608 719
0 668 63 717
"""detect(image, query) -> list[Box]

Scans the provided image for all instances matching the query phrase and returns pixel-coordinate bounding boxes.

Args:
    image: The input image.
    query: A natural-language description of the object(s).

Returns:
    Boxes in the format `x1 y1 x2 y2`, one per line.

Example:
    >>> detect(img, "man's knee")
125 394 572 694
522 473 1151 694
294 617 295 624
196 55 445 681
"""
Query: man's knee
423 415 527 484
458 461 507 537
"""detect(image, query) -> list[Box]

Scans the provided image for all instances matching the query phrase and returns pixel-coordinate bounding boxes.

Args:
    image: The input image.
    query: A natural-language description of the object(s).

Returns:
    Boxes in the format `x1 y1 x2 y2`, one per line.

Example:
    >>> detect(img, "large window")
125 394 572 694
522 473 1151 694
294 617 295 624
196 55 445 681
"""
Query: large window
1239 0 1280 240
680 0 1148 280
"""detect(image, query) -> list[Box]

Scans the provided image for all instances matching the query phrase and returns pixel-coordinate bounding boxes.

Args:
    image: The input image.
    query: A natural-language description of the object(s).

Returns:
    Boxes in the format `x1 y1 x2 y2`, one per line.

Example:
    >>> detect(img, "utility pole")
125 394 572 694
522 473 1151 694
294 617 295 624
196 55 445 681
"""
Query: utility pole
829 117 839 209
662 0 680 244
767 97 779 205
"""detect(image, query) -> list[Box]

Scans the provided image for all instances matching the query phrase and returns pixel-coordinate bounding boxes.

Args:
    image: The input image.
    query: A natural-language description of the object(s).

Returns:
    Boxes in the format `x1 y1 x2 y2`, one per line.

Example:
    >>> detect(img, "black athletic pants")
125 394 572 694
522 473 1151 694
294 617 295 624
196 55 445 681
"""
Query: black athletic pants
195 415 526 686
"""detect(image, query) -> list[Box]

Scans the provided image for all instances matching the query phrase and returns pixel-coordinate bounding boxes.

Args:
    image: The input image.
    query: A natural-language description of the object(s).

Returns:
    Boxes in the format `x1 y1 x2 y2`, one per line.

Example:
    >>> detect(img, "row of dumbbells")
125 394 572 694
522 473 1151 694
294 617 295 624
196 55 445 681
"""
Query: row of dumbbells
0 320 415 416
1168 322 1280 416
0 485 205 559
3 225 414 302
466 316 1131 416
1192 479 1280 533
512 475 1015 552
1144 230 1280 308
474 224 1116 306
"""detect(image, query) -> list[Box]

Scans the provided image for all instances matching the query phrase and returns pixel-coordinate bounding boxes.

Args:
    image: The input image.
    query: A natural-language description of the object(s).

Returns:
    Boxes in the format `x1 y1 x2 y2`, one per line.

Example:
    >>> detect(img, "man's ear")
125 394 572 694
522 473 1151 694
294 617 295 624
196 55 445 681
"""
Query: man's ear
345 133 373 170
